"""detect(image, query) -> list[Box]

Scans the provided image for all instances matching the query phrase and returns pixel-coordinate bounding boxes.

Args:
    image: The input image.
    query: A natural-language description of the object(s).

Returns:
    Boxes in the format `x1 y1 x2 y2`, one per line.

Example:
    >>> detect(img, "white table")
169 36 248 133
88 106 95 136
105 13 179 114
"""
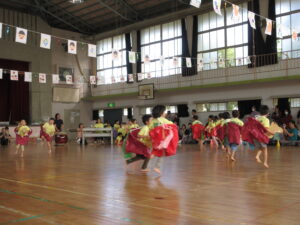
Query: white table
82 128 113 146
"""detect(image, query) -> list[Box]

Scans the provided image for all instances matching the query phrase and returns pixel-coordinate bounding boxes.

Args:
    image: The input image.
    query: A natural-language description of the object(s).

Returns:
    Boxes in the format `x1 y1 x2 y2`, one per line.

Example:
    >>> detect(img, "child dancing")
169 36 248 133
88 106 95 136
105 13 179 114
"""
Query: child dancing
41 118 56 153
15 120 32 157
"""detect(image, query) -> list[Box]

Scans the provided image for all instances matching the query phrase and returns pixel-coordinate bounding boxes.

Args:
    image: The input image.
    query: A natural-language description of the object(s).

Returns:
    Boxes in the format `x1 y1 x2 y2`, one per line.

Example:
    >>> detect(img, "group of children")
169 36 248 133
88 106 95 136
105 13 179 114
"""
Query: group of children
191 105 278 168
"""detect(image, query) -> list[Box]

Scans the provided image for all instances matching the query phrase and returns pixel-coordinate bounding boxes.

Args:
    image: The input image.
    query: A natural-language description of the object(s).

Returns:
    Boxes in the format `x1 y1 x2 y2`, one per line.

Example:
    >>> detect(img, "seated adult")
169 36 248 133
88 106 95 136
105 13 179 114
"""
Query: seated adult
283 121 299 145
250 106 260 118
54 113 64 132
0 127 11 146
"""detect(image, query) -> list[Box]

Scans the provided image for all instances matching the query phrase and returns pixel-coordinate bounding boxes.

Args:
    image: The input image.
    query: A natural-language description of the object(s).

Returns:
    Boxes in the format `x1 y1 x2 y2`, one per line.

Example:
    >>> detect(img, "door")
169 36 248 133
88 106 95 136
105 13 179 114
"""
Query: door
238 99 261 118
104 109 123 125
64 109 80 139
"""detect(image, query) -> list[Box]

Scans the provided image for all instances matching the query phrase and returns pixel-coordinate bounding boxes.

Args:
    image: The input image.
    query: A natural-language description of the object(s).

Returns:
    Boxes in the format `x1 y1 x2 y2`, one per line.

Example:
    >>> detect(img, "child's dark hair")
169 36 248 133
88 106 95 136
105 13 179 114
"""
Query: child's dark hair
259 105 269 115
218 113 224 119
289 120 298 129
142 115 152 125
193 115 198 120
49 118 55 121
223 112 230 119
152 105 166 118
121 122 127 125
130 118 136 123
232 110 240 118
78 123 83 128
192 109 197 113
208 115 214 120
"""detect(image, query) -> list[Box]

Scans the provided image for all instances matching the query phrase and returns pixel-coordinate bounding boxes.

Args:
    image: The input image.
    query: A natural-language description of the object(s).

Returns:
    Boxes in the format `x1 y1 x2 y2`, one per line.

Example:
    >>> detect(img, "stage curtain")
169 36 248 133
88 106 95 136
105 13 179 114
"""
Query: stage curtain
182 16 198 76
248 0 278 67
125 33 133 83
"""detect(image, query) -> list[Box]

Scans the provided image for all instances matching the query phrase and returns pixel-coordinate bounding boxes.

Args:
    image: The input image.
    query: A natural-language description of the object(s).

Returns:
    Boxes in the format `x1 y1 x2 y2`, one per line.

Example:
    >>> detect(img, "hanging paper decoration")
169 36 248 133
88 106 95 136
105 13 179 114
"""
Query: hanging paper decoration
120 75 125 82
52 74 60 84
248 11 256 29
0 68 3 79
144 54 150 64
232 4 241 23
24 72 32 82
292 30 298 41
111 76 116 83
0 23 2 39
173 57 179 67
15 27 28 44
246 56 251 64
66 75 73 84
68 40 77 54
277 24 283 39
237 58 243 66
218 58 225 67
112 49 120 60
146 72 152 79
6 26 10 35
10 70 18 81
90 76 96 85
265 19 273 36
186 58 192 68
129 51 136 63
213 0 222 16
88 44 96 58
40 33 51 49
198 58 204 70
159 56 165 65
190 0 201 8
137 73 144 81
128 74 134 82
97 75 104 85
39 73 46 83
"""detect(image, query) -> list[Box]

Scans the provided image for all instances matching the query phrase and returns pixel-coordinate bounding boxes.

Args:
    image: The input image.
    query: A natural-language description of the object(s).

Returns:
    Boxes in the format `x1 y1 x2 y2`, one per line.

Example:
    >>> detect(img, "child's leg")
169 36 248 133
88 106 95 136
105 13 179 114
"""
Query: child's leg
15 144 20 154
141 158 150 171
153 157 163 174
126 154 144 164
263 147 269 168
20 145 25 157
256 150 263 163
47 141 52 152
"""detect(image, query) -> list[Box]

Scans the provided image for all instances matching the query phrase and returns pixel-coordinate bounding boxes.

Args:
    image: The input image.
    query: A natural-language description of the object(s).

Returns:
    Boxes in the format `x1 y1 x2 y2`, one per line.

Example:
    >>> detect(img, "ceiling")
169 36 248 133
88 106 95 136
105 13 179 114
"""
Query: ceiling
0 0 199 35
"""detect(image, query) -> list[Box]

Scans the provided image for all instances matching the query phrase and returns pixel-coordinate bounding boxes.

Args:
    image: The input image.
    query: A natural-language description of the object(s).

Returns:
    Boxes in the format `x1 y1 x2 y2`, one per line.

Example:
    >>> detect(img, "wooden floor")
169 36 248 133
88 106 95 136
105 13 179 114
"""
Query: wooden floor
0 142 300 225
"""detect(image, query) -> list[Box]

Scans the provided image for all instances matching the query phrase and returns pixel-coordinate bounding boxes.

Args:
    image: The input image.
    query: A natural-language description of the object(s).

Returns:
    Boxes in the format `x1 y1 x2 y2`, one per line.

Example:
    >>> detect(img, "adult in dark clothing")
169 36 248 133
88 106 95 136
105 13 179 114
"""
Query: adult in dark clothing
54 113 64 132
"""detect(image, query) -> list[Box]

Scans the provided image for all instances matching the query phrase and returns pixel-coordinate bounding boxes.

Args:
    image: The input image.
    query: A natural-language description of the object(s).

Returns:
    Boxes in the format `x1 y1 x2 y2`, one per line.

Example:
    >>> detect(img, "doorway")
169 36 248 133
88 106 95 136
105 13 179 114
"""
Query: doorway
104 109 123 125
238 99 261 118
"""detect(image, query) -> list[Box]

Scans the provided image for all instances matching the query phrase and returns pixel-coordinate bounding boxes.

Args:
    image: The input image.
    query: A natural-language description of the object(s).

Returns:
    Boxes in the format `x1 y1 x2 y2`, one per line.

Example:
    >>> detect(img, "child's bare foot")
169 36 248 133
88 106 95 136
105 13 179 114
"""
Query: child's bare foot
153 168 161 174
231 156 236 161
48 150 52 154
141 169 149 172
20 153 24 158
15 150 18 155
256 156 262 163
264 163 269 168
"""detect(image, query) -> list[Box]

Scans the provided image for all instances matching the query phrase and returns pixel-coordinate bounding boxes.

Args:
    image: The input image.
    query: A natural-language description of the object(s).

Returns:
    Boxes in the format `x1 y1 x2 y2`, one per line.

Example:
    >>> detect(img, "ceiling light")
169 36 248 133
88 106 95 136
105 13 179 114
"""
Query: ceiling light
69 0 85 4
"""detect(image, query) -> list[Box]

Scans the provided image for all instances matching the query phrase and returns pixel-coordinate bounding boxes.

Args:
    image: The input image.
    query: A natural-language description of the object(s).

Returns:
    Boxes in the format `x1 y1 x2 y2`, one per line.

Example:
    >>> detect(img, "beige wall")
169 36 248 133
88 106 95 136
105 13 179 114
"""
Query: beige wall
0 7 93 127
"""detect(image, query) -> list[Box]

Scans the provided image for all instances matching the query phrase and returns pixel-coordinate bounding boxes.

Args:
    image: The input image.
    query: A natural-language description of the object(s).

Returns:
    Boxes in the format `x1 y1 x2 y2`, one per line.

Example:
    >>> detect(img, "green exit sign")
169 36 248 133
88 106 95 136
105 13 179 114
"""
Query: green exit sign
107 102 116 108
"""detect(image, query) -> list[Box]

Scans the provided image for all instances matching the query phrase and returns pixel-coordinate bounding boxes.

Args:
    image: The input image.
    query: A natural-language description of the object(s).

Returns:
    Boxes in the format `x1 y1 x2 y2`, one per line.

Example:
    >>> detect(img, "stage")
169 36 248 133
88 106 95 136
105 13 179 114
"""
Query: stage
0 143 299 225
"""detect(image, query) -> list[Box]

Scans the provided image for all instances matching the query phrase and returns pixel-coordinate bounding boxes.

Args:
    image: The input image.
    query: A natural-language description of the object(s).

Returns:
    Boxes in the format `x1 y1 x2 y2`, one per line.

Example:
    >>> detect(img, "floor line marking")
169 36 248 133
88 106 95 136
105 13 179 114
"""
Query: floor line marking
0 210 65 225
21 172 92 182
0 188 85 210
0 205 60 225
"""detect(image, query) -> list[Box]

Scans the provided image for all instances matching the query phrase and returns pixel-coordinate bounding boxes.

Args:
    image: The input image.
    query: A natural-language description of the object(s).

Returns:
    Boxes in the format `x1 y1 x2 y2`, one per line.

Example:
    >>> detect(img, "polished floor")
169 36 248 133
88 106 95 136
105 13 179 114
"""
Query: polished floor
0 142 299 225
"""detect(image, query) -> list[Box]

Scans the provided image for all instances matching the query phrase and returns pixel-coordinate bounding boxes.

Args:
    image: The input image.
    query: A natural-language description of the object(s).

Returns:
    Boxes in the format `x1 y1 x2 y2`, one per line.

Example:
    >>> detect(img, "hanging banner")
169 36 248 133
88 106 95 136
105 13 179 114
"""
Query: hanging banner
277 24 283 38
39 73 46 83
24 72 32 82
10 70 18 81
111 76 116 83
112 49 120 60
248 11 256 29
68 40 77 54
66 75 73 84
159 56 165 65
265 19 273 36
40 33 51 49
128 74 134 82
218 58 225 68
173 57 179 67
52 74 59 84
15 27 28 44
137 73 144 81
144 54 150 64
232 4 241 23
129 51 136 63
146 72 152 79
190 0 201 8
90 76 96 85
213 0 222 16
88 44 97 58
186 58 192 68
120 75 125 82
246 56 251 64
97 75 104 85
198 58 204 70
0 68 2 79
292 30 298 41
0 23 2 39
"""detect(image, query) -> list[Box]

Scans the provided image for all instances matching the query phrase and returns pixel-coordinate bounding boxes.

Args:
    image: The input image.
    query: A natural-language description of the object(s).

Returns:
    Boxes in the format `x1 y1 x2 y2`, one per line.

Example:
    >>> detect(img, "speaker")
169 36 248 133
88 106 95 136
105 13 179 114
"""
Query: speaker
177 104 189 117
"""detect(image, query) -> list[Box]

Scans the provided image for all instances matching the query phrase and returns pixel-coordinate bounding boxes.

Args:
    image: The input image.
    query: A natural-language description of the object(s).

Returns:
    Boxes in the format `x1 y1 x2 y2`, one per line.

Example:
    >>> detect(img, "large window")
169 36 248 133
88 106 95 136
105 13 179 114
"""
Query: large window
141 20 182 77
197 3 248 70
196 101 238 112
97 35 127 84
276 0 300 58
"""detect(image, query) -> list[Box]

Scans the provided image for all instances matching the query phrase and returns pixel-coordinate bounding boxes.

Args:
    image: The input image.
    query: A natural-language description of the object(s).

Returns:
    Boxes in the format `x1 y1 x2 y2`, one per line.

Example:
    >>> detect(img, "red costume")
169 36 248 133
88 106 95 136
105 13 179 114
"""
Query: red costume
125 128 151 158
191 123 205 140
216 124 225 141
149 124 178 157
242 117 269 144
14 127 32 145
226 122 243 145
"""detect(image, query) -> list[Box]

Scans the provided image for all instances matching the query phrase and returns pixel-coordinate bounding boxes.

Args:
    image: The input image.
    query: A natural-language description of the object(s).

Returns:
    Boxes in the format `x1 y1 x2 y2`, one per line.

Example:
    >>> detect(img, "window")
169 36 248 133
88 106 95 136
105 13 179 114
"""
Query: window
209 103 227 112
276 0 300 58
146 107 152 114
197 3 249 70
141 20 182 77
97 35 127 84
166 105 178 113
290 98 300 107
196 103 208 112
196 101 238 112
123 108 128 116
